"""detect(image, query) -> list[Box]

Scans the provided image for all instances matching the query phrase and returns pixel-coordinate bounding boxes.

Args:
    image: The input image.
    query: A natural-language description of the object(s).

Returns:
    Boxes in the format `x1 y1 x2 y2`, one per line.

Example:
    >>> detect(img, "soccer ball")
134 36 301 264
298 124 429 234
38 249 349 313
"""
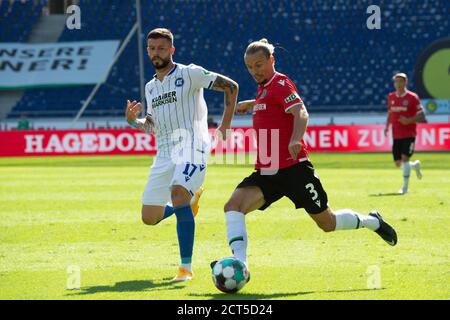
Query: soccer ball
211 257 249 293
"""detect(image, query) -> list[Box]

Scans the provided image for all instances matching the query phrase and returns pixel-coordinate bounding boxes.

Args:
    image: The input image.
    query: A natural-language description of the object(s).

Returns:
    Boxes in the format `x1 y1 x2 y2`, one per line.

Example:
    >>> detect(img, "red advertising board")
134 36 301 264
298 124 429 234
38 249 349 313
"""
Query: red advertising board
0 124 449 157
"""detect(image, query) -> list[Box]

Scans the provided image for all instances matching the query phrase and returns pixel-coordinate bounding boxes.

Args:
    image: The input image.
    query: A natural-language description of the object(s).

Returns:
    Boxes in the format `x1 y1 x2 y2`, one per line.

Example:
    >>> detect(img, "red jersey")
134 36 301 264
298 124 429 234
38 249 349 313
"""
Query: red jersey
253 72 309 170
387 90 423 139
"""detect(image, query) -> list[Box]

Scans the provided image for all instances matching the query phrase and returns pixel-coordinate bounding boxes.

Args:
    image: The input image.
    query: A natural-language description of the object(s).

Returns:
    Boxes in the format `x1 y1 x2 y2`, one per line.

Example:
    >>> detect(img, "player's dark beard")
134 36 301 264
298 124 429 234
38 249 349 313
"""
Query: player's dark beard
151 57 170 70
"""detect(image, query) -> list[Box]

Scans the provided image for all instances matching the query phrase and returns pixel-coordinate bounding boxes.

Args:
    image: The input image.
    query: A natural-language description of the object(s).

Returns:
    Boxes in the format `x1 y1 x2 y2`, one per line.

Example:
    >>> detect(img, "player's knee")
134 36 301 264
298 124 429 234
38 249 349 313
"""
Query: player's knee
170 185 190 207
224 198 241 213
395 161 402 167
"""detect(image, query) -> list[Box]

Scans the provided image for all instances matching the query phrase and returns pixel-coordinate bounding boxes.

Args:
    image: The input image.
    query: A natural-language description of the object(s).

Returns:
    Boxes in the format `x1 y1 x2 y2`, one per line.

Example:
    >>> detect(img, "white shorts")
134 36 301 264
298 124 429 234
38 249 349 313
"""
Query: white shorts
142 155 207 206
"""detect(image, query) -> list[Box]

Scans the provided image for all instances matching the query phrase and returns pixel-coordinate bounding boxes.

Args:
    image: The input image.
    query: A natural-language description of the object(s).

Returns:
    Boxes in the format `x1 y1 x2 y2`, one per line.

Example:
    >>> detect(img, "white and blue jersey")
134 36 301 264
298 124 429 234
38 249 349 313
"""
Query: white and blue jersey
145 63 217 160
142 63 217 205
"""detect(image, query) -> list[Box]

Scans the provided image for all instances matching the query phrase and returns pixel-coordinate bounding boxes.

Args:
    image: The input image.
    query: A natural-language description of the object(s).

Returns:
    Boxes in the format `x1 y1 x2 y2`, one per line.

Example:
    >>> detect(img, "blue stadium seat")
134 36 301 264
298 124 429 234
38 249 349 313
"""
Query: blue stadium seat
7 0 450 118
0 0 45 43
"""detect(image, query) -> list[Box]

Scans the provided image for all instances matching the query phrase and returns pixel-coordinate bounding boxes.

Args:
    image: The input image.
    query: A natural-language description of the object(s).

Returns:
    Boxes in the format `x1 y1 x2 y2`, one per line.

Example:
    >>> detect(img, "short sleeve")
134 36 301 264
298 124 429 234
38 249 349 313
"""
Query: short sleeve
412 94 423 113
187 64 218 90
277 79 304 112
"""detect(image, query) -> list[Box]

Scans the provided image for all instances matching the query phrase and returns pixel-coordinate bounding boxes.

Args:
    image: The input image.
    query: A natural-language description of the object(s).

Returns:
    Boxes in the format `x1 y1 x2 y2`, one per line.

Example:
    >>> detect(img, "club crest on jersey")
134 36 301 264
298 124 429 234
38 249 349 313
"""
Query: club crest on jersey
260 89 267 99
284 93 299 104
278 79 285 86
175 78 184 87
403 100 408 106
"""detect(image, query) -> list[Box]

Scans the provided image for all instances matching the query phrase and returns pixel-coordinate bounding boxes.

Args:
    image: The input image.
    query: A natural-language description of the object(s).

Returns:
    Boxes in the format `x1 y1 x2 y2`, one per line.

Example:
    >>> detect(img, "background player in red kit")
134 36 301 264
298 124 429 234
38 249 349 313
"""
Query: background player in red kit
212 39 398 273
384 73 426 194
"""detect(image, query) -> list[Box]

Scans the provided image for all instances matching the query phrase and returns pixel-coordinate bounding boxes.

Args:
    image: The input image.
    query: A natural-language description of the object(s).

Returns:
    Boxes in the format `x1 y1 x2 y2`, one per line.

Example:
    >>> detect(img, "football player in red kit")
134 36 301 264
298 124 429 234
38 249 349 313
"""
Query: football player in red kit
212 39 398 275
385 73 426 194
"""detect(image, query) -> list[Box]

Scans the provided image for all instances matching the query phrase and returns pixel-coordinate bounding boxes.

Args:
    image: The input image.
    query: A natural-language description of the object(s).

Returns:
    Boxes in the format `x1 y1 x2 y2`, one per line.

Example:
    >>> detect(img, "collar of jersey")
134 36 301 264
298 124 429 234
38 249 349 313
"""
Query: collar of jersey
395 90 408 98
153 63 178 79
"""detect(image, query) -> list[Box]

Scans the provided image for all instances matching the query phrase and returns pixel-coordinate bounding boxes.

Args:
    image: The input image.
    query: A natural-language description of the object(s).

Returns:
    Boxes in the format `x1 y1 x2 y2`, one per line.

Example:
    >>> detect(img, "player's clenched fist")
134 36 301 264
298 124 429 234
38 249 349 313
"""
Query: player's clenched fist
288 140 302 160
125 100 142 123
215 124 230 141
235 100 255 114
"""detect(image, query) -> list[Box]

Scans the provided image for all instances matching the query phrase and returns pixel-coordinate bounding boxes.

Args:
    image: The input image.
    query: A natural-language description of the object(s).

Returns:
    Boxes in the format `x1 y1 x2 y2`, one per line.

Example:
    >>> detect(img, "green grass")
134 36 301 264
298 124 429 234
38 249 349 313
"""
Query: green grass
0 152 449 300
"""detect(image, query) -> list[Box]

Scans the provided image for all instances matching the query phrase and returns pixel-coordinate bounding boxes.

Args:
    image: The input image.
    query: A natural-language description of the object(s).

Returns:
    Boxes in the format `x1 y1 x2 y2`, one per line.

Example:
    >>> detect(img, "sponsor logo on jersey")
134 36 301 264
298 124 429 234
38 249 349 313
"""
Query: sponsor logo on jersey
253 103 267 112
284 93 299 104
175 78 184 87
152 90 177 108
391 106 408 112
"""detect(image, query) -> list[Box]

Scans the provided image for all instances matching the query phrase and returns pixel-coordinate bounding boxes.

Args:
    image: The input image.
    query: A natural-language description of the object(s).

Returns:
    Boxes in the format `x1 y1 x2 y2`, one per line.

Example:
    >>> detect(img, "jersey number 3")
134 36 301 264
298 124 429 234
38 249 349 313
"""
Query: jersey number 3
305 183 318 200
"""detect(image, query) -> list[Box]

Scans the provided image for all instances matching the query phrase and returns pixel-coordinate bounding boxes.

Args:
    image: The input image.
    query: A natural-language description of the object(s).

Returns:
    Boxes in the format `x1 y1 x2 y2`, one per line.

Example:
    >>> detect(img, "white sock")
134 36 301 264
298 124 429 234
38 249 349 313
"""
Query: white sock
180 263 192 272
334 209 380 231
225 211 248 266
402 161 411 189
409 160 417 168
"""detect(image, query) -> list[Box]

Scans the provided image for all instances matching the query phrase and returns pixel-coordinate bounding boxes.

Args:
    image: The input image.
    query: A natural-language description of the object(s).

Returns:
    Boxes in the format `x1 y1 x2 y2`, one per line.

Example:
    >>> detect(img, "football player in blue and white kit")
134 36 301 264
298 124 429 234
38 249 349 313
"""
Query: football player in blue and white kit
125 28 238 281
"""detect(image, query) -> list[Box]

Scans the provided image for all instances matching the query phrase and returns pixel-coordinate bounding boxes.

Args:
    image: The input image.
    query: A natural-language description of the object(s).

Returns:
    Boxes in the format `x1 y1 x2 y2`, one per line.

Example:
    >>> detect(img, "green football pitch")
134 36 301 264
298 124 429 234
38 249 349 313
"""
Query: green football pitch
0 152 448 300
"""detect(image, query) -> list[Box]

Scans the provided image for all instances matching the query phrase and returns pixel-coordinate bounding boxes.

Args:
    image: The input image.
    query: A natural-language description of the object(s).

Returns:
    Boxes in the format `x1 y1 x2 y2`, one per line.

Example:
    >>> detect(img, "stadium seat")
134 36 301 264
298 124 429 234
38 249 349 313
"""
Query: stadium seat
7 0 450 118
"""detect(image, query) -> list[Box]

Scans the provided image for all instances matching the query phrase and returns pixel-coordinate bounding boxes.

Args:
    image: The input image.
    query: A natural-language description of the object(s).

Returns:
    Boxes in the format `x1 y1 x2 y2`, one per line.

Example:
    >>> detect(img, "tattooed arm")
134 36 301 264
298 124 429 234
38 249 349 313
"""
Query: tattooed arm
125 100 156 134
210 74 239 140
134 114 156 133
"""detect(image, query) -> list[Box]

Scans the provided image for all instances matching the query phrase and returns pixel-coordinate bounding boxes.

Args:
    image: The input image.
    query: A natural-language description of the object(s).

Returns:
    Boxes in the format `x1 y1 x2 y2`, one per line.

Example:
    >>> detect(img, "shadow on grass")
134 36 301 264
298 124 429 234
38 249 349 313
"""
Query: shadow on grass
369 192 404 197
189 287 386 300
65 279 184 296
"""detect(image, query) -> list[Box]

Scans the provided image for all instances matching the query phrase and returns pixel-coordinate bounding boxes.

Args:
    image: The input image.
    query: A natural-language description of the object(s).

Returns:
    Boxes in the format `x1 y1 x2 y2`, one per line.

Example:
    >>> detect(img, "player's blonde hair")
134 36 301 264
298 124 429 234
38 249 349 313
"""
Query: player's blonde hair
245 38 275 58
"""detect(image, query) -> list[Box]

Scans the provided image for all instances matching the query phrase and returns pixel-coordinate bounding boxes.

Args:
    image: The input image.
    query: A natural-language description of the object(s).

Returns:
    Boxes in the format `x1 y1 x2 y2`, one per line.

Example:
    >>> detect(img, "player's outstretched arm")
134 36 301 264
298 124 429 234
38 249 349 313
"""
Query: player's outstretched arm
211 74 239 140
125 100 156 134
236 100 256 114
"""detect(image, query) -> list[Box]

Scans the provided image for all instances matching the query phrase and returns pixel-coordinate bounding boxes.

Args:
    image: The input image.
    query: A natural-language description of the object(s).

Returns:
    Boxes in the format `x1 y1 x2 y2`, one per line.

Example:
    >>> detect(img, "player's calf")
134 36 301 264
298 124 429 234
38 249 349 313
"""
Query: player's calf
316 223 335 233
170 184 196 277
310 208 336 232
311 207 381 232
224 186 265 214
400 158 412 194
412 160 422 179
310 207 397 245
223 187 265 268
141 205 164 225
